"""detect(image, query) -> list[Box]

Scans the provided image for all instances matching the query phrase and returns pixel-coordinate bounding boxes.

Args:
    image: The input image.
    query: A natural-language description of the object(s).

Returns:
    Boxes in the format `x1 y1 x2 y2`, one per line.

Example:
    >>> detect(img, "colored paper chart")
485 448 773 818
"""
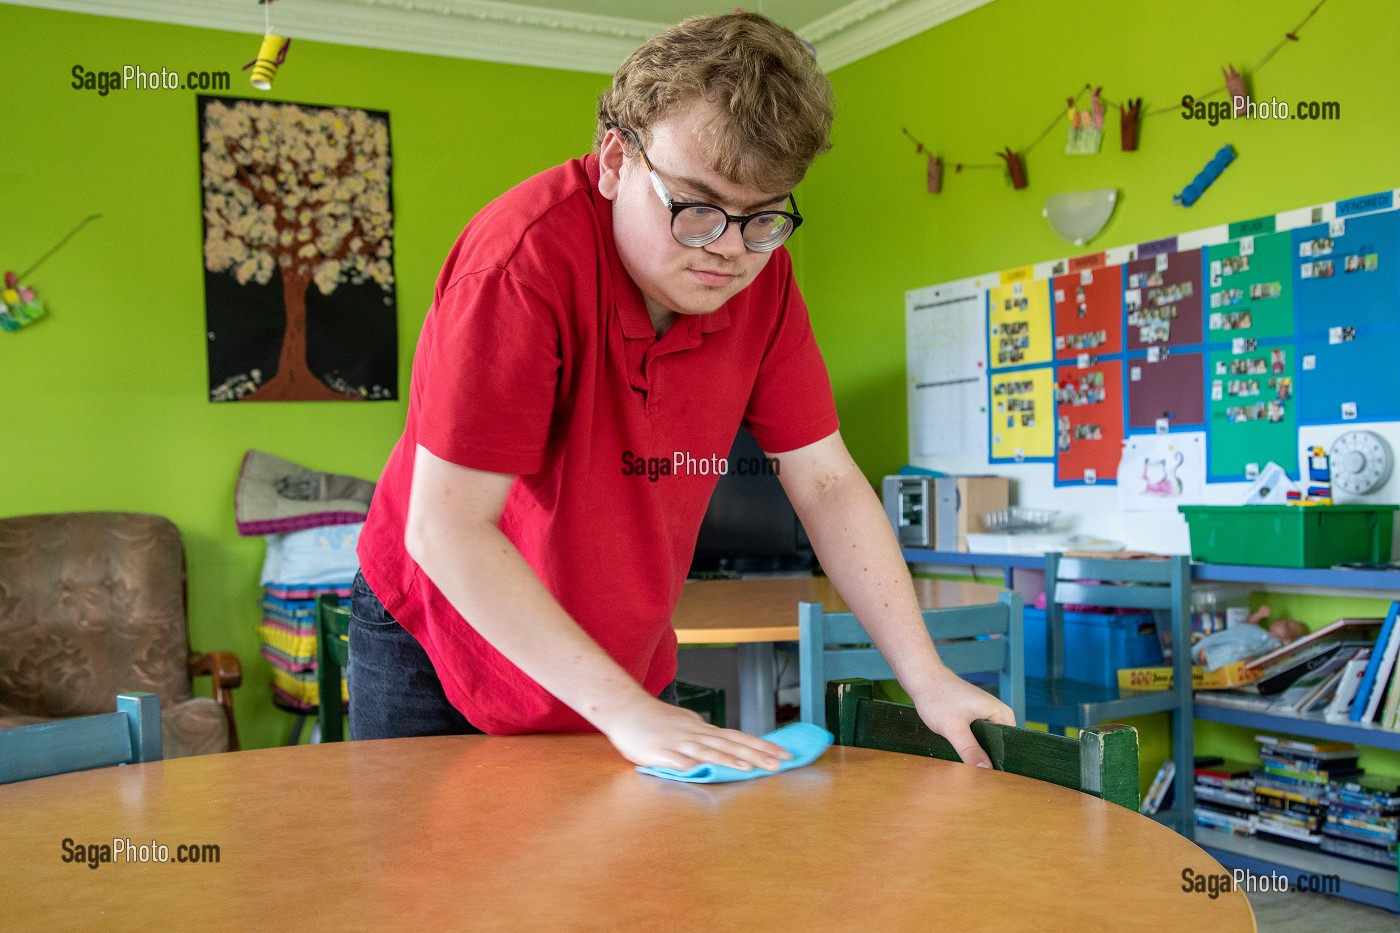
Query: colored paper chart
1207 340 1296 480
988 277 1052 369
1291 207 1400 423
1126 352 1205 430
1055 359 1124 484
1053 264 1123 359
990 368 1055 461
1206 230 1294 342
1124 248 1204 350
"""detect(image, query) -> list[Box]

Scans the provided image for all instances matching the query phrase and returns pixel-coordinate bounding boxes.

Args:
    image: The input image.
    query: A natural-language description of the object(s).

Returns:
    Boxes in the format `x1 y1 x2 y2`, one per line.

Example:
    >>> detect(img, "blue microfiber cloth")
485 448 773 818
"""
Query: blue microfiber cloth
635 722 834 784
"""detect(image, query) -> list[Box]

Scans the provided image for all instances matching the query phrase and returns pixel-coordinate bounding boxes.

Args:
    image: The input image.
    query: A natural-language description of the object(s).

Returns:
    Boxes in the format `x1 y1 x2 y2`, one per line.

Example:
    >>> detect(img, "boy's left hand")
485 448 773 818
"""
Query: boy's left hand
906 666 1017 769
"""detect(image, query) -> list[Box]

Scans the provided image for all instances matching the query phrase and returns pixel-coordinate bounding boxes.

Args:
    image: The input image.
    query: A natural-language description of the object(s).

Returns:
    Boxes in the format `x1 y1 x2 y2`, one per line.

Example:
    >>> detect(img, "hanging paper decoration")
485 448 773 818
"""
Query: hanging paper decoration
1120 98 1142 151
997 147 1028 190
243 1 291 91
1174 144 1236 207
0 272 44 333
0 214 101 334
1065 87 1104 155
1222 65 1249 115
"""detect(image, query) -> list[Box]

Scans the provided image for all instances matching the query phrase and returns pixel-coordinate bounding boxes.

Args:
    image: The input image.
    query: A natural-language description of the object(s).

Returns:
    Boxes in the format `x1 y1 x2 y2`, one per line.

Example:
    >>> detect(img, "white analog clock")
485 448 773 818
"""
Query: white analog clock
1328 430 1393 495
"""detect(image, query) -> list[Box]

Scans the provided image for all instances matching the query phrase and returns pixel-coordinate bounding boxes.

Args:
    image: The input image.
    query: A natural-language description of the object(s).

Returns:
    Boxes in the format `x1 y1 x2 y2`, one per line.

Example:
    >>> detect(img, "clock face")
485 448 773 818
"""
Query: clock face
1328 430 1394 495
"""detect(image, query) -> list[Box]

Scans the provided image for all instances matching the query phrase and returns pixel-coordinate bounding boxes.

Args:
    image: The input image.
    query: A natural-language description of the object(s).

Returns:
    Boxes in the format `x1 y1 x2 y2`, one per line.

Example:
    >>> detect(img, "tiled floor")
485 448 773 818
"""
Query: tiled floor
1247 889 1399 932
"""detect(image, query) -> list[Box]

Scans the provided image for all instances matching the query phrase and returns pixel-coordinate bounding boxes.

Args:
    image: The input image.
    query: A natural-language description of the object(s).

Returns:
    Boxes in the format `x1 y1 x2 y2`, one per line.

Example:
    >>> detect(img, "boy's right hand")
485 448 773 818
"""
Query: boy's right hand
600 697 792 773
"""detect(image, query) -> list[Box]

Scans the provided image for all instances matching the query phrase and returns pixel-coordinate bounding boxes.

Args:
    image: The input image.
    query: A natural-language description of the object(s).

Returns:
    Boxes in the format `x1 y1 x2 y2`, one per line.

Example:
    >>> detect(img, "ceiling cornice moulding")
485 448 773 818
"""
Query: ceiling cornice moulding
12 0 994 74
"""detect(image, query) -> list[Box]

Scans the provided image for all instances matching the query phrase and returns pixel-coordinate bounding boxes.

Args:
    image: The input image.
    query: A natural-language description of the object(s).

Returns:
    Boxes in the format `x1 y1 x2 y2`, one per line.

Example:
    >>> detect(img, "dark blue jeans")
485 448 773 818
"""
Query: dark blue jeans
348 572 677 739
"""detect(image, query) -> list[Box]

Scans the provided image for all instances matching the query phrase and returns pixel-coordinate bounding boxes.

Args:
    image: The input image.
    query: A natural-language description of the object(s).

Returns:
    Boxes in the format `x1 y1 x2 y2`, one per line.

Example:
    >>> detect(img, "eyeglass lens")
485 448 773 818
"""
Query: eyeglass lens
672 205 794 252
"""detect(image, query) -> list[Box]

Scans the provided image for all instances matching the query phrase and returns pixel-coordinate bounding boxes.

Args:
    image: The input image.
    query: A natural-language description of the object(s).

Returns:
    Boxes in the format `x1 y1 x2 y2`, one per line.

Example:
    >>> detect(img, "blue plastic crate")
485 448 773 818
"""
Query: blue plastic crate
1024 607 1165 686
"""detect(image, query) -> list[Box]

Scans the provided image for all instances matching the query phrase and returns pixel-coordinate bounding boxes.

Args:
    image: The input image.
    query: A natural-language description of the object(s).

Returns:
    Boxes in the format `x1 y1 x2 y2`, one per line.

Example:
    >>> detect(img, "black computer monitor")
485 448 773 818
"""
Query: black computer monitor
689 428 813 576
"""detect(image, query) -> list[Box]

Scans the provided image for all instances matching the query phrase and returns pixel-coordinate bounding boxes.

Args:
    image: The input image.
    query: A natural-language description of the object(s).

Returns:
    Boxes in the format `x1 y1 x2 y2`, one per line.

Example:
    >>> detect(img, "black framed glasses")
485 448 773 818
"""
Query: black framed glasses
617 127 803 253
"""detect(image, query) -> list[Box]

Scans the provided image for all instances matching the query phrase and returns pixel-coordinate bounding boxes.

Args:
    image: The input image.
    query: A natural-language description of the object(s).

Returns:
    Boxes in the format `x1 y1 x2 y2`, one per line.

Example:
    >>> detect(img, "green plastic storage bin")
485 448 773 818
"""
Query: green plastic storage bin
1178 504 1398 568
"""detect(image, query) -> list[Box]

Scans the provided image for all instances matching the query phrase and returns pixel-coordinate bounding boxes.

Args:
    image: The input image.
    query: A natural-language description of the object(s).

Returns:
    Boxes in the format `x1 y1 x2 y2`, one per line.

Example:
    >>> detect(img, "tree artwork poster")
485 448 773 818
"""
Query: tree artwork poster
199 96 397 402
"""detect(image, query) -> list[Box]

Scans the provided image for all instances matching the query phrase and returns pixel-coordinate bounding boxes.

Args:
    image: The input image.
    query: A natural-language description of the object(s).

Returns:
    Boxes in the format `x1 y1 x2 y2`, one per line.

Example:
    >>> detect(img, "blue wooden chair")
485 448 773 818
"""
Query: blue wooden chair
1025 553 1194 834
798 592 1024 726
828 678 1139 810
0 692 162 784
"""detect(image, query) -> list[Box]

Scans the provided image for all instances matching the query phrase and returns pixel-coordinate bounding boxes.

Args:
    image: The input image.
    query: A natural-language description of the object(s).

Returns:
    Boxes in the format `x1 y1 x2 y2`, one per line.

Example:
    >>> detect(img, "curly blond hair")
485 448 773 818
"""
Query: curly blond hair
595 11 834 193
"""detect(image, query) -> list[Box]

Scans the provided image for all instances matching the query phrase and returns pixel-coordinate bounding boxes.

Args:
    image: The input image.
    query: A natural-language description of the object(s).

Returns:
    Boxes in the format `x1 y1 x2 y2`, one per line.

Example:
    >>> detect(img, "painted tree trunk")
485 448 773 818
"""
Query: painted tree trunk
245 271 352 402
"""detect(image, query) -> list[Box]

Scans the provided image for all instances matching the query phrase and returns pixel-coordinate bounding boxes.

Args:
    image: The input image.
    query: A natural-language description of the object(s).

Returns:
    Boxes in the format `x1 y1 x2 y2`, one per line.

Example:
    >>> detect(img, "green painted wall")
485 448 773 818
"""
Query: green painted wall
802 0 1400 481
1 4 609 749
801 0 1400 784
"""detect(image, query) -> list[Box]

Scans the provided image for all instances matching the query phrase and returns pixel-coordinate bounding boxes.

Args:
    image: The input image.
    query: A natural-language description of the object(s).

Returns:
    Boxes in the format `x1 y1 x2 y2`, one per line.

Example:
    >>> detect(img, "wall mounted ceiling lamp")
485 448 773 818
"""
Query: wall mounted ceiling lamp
1043 188 1118 246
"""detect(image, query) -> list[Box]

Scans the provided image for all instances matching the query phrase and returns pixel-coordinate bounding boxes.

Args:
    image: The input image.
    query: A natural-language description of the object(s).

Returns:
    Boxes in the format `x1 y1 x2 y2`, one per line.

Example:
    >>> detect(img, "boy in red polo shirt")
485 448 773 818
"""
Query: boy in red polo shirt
354 11 1015 772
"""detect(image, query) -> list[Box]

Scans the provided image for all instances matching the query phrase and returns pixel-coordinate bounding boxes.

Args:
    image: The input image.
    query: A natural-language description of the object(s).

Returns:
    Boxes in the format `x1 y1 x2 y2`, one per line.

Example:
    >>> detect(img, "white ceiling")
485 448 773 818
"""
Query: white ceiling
14 0 995 73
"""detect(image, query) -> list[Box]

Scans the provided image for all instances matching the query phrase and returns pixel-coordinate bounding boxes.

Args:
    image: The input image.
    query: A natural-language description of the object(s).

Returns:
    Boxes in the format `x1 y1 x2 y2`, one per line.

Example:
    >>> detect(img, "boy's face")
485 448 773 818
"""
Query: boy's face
598 102 792 332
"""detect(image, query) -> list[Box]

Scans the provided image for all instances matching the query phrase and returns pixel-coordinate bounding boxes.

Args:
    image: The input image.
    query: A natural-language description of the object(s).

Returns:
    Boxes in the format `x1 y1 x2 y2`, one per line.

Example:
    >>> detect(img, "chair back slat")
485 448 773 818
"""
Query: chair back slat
933 639 1012 674
829 679 1139 810
800 592 1024 726
1051 582 1172 611
820 647 900 683
0 693 161 784
1055 557 1179 584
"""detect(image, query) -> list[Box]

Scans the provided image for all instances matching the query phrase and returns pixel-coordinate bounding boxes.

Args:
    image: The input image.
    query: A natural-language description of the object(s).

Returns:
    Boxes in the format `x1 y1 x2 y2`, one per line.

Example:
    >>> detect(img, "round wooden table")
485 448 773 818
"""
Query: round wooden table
0 735 1255 931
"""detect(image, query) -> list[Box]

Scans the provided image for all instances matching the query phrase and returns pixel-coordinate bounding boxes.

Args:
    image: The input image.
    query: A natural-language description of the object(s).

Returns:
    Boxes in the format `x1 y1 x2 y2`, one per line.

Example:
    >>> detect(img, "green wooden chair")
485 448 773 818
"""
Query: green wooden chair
675 681 726 728
798 593 1024 727
315 593 351 743
828 679 1139 809
0 692 162 784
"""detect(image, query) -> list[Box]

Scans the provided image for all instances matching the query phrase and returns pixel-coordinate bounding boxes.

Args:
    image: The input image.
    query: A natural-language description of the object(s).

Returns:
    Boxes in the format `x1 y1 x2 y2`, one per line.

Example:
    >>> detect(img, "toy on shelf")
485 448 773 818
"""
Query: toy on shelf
1294 445 1334 505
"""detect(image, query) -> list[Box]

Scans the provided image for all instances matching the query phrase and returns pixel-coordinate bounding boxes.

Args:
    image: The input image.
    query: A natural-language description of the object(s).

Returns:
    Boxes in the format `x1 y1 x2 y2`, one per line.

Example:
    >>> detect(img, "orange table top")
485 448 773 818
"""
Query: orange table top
0 735 1253 930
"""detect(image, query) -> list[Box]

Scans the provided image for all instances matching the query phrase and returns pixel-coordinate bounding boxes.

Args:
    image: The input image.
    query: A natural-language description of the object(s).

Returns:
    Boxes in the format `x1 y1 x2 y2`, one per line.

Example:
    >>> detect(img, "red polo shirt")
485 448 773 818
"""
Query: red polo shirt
358 154 838 734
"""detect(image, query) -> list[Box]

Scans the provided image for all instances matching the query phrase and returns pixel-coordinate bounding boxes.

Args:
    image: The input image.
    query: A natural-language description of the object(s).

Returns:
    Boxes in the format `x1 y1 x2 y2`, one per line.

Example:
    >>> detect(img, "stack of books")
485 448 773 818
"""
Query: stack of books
1193 759 1257 836
1321 777 1400 868
1192 614 1391 718
1344 602 1400 727
1253 735 1361 849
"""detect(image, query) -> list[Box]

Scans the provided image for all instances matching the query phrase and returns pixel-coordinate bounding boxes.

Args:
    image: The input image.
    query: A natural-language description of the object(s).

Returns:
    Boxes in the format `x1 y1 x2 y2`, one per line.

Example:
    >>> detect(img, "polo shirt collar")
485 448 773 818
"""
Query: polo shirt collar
586 154 733 342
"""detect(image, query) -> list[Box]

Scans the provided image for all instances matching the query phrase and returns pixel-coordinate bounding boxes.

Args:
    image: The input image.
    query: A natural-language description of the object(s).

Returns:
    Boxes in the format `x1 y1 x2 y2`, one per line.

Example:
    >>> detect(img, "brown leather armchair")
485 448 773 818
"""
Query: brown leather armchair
0 512 242 757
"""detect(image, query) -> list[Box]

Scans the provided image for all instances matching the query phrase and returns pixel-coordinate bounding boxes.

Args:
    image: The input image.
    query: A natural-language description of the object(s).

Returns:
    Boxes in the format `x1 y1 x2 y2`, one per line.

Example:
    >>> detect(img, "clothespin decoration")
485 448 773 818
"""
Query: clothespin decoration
1222 65 1249 116
997 147 1028 190
901 128 942 194
1120 98 1142 151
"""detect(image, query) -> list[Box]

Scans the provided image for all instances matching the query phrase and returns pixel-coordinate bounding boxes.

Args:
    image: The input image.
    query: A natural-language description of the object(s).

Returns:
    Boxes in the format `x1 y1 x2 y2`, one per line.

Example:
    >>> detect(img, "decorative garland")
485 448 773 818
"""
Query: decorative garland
903 0 1328 193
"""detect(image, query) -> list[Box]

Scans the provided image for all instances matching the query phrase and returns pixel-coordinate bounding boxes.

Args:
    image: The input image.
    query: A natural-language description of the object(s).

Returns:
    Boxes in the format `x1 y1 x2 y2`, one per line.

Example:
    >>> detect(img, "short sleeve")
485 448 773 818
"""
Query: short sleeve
742 284 840 454
411 268 562 475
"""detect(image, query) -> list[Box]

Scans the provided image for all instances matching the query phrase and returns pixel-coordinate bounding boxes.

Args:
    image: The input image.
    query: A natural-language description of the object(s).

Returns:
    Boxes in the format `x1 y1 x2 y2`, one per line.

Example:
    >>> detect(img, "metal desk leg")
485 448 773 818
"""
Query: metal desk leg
737 642 776 735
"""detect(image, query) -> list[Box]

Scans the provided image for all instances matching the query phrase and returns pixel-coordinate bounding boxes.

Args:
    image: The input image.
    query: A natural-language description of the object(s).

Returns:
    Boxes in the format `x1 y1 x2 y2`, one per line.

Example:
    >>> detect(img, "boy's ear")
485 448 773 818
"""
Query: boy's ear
597 127 627 200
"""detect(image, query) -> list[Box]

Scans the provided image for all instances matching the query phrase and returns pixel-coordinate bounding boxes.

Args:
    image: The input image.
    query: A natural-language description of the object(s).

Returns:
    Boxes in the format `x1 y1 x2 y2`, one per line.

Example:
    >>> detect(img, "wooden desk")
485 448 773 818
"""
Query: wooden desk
673 576 1006 733
0 736 1254 931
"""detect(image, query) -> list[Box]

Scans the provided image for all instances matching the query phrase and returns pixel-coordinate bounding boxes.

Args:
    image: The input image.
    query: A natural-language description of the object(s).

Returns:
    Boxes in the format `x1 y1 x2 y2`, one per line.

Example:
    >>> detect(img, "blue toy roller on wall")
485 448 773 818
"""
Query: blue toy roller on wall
1174 144 1235 206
